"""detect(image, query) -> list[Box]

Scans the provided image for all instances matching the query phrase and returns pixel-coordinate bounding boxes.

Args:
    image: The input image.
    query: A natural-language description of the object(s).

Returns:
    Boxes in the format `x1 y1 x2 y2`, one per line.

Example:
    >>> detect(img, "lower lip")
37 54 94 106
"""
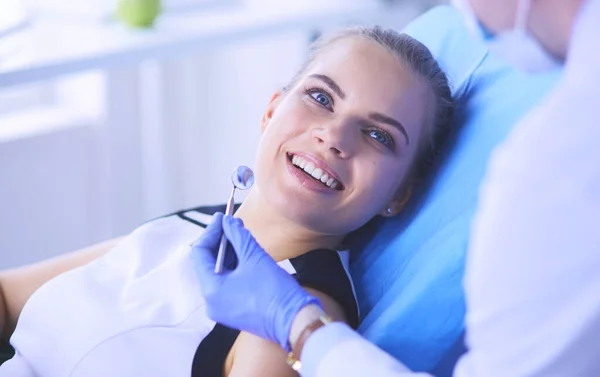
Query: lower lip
286 157 338 194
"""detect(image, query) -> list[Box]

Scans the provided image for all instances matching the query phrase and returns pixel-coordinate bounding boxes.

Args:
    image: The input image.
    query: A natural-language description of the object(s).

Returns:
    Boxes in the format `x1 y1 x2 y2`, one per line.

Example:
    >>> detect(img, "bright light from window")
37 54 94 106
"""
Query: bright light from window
0 0 28 35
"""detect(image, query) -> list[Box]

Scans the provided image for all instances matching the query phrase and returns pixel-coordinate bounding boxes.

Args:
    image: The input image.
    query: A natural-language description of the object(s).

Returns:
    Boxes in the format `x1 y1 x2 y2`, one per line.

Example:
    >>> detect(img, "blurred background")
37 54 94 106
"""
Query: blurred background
0 0 445 268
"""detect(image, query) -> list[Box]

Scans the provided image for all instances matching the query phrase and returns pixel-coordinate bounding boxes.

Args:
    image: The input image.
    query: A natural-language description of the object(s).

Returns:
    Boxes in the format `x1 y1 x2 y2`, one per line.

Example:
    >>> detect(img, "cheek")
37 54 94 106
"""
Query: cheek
254 103 309 182
264 103 312 141
354 159 405 206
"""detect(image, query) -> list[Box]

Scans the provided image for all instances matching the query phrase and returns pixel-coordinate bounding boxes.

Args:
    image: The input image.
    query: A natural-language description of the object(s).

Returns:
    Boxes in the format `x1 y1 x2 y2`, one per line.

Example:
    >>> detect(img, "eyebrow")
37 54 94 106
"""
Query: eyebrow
309 74 346 100
368 112 410 145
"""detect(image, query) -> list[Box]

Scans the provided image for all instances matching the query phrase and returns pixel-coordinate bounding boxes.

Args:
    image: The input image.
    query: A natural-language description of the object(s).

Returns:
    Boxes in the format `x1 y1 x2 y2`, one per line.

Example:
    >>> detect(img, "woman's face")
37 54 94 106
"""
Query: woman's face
254 37 431 235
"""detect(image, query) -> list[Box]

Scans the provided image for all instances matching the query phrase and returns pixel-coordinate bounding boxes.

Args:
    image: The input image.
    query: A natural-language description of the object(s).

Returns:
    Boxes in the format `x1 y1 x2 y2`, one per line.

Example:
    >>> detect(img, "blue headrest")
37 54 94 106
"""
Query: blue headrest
349 5 561 374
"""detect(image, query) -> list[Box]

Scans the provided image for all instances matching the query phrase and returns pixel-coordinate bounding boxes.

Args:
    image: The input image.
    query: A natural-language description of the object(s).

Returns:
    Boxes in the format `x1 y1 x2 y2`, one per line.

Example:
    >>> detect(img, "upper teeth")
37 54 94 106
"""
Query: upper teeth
291 155 339 189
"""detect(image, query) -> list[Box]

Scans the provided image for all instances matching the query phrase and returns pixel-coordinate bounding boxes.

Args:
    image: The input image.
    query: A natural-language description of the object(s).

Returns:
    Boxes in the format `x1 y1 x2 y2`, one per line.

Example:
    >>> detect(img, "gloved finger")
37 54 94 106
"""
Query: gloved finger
190 213 225 278
190 242 219 278
222 215 262 262
191 212 224 251
190 245 227 303
221 215 244 246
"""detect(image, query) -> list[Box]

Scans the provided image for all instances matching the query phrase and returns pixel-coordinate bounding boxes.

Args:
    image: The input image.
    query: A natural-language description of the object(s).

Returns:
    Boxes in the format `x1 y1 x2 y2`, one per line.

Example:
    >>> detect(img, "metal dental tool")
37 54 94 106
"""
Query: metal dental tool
215 165 254 273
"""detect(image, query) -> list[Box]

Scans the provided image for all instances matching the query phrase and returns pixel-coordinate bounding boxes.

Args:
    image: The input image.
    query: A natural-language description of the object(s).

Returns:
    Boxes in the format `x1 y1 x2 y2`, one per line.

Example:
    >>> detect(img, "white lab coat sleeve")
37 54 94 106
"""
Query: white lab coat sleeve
449 86 600 377
301 322 431 377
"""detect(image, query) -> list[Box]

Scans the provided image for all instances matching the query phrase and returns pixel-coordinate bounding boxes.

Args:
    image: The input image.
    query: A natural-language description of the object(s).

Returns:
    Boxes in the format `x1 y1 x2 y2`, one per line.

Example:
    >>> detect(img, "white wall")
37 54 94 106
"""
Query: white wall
0 1 439 269
0 124 94 267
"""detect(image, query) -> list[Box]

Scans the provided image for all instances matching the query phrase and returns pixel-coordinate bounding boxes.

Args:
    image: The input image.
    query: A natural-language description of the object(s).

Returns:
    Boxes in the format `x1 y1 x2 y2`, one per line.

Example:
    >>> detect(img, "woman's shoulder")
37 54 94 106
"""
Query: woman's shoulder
154 203 237 224
116 204 231 262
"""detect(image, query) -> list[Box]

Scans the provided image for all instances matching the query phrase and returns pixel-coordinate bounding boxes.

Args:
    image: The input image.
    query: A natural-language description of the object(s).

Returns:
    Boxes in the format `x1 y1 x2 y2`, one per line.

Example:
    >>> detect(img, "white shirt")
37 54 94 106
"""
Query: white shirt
300 0 600 376
1 214 216 377
0 209 356 377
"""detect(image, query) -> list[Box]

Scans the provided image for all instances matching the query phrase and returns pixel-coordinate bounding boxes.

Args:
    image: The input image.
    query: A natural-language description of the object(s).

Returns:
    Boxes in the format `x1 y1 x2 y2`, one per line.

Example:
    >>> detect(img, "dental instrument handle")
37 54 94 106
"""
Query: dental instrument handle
215 188 236 273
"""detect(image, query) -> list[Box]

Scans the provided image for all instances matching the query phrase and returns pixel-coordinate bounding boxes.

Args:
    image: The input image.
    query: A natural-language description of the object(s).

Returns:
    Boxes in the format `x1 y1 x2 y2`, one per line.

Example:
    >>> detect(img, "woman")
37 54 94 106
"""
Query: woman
0 26 453 377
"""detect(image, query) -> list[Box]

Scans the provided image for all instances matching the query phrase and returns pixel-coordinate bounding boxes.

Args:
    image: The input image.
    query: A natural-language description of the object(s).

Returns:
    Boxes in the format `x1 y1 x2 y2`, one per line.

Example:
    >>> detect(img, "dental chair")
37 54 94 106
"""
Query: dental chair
0 5 561 374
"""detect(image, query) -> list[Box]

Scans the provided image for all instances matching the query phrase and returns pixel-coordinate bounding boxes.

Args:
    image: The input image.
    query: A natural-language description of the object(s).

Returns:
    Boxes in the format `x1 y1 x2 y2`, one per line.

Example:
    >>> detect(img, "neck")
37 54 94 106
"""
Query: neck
233 189 344 262
530 0 585 60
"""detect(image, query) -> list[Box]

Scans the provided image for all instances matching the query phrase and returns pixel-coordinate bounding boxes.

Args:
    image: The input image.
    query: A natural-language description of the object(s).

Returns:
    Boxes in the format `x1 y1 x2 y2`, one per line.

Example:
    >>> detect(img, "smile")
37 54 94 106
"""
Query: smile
287 153 344 191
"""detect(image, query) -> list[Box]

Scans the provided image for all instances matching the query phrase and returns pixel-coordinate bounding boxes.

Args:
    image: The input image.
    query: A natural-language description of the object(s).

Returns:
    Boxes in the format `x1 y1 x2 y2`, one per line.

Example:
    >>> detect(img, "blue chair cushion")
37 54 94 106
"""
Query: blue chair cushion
349 5 561 375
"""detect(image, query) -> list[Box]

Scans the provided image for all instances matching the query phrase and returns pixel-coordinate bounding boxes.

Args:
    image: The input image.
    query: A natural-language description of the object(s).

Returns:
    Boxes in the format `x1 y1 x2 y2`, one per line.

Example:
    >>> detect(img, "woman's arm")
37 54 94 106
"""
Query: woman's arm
225 288 347 377
0 237 122 341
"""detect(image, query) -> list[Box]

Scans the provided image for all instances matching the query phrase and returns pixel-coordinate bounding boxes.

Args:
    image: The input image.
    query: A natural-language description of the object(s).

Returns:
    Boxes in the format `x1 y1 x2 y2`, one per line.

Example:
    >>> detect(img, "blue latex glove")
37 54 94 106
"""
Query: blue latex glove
191 213 322 351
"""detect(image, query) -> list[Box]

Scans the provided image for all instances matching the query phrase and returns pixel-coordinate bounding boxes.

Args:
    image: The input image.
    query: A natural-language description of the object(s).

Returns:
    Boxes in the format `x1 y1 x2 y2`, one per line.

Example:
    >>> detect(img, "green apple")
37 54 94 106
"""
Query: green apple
117 0 161 28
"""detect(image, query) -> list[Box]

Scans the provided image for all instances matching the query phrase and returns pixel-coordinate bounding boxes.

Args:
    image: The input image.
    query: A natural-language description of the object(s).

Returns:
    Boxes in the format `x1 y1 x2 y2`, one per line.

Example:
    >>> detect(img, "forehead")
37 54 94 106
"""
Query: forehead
303 37 431 144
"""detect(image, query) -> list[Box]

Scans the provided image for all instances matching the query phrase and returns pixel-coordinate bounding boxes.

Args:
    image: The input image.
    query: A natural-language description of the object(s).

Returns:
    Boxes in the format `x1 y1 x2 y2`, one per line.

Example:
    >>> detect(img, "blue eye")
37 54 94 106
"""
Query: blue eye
310 91 330 107
366 129 394 146
304 86 333 109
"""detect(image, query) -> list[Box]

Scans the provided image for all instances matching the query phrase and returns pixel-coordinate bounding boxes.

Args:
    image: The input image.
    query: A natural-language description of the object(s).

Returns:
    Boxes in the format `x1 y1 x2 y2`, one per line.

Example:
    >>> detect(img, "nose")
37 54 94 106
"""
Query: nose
310 120 355 158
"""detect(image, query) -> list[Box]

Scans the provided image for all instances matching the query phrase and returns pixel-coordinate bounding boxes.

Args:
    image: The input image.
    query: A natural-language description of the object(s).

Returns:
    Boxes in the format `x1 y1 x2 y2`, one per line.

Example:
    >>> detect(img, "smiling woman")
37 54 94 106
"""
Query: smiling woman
0 26 454 377
254 27 454 236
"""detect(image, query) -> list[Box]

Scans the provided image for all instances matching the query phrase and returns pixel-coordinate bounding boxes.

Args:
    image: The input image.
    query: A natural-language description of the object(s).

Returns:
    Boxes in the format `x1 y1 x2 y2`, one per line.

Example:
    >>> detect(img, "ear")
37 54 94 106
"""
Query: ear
379 183 414 217
260 90 282 133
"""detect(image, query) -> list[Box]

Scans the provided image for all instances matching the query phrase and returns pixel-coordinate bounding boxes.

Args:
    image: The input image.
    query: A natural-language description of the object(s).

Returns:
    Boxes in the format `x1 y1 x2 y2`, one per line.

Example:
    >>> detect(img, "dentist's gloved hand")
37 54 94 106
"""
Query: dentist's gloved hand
191 213 322 351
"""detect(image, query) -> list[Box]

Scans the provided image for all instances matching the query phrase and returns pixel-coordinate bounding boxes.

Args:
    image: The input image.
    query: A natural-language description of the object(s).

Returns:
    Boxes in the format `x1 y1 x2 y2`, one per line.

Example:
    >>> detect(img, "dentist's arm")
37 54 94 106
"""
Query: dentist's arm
287 305 430 377
0 238 121 341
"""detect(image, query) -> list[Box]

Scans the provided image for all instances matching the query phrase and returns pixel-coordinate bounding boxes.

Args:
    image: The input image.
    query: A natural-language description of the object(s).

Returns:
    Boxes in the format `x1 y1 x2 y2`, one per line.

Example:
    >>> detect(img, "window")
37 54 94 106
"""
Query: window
0 72 105 142
0 0 109 134
0 0 28 35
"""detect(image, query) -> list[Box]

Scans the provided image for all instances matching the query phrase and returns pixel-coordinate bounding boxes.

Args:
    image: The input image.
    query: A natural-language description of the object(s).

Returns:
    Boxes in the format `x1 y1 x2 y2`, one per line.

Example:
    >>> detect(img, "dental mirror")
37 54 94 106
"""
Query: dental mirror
214 165 254 273
232 165 254 190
